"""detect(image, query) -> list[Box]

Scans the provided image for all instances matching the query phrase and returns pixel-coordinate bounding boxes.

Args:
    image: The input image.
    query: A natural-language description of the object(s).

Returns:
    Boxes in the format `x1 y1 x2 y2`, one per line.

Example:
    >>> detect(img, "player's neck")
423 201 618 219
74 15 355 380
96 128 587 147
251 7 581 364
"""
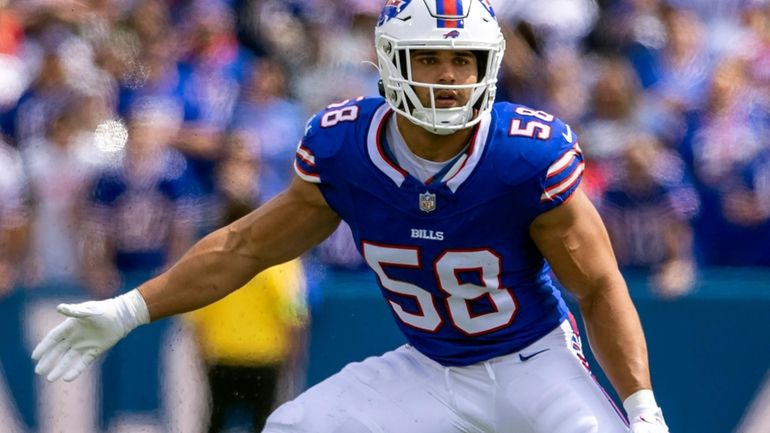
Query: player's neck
396 115 474 162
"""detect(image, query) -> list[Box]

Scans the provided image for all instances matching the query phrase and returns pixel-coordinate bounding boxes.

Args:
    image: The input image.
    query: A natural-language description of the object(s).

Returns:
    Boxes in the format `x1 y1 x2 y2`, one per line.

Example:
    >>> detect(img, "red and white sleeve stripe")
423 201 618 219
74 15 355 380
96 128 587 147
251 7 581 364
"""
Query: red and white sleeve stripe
294 141 321 183
540 143 584 203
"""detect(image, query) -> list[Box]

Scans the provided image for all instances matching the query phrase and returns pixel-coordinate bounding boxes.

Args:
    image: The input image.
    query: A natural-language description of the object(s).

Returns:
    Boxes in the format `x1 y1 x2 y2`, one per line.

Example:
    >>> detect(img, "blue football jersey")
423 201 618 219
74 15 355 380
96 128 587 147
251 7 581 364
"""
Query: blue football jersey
295 97 584 366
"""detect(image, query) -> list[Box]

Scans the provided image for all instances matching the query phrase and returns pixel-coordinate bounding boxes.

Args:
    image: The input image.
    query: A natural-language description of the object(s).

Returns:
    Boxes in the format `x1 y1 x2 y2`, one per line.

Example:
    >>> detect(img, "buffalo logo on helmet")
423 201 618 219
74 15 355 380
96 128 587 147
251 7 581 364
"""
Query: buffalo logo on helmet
377 0 413 26
443 29 461 39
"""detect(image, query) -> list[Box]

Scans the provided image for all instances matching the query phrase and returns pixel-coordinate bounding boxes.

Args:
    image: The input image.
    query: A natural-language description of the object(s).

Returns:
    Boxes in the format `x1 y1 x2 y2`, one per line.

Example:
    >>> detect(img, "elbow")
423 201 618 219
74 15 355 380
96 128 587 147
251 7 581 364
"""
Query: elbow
572 271 627 312
220 225 254 258
219 222 274 269
220 224 246 253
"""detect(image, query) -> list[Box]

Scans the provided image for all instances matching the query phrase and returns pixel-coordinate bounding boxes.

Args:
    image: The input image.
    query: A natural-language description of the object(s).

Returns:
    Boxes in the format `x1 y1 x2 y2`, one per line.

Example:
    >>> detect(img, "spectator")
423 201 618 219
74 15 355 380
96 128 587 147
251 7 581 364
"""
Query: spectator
497 21 545 109
7 32 73 146
581 56 644 163
114 0 183 120
173 0 255 234
19 101 101 293
540 48 589 127
626 6 714 145
743 2 770 96
626 5 711 96
0 138 27 297
681 57 770 266
82 100 196 296
599 134 699 298
187 135 308 432
188 260 308 433
288 3 381 112
586 0 667 54
0 136 34 430
230 57 307 203
579 55 645 198
650 7 712 108
81 100 198 430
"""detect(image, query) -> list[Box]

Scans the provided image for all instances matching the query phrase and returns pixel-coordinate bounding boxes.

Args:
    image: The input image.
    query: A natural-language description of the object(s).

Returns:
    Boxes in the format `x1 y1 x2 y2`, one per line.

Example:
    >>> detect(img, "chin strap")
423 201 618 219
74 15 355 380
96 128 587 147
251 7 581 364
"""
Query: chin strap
412 105 473 136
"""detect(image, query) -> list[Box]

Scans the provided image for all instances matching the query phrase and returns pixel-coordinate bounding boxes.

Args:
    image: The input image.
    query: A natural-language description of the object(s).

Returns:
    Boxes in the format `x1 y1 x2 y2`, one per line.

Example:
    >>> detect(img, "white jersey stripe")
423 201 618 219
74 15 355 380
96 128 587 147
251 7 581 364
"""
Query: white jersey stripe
367 104 405 187
541 162 584 201
546 148 580 178
446 111 492 193
297 146 316 166
294 160 321 183
440 154 468 183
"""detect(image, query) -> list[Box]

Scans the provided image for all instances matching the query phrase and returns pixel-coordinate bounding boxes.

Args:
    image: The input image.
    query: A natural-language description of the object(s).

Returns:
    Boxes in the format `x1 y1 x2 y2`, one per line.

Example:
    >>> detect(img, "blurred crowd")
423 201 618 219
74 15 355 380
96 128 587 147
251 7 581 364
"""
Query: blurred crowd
0 0 768 431
0 0 769 301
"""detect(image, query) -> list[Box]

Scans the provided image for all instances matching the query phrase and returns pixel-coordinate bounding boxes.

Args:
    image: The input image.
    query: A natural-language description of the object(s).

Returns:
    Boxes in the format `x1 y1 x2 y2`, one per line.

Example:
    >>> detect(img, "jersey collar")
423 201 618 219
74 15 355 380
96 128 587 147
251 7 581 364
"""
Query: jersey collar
367 104 492 192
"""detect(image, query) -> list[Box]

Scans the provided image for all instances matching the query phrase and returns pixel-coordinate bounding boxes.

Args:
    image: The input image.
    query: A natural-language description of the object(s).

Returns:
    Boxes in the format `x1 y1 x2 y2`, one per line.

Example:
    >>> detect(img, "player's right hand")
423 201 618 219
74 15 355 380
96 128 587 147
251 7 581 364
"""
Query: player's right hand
31 289 150 382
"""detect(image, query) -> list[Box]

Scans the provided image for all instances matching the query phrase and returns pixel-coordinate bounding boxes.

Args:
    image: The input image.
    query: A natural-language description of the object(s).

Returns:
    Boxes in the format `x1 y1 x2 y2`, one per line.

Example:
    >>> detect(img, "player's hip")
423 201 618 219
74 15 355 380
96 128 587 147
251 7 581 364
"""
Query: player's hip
263 320 628 432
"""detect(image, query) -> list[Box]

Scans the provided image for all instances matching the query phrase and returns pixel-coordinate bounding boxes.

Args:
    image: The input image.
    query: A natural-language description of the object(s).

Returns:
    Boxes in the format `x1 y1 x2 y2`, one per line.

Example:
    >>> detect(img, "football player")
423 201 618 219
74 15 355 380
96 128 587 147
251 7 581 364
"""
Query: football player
32 1 669 432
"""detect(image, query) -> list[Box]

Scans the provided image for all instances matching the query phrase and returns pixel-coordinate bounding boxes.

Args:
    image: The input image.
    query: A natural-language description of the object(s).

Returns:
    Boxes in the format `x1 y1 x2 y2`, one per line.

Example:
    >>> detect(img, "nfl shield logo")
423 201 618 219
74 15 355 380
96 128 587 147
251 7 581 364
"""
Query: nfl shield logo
419 191 437 213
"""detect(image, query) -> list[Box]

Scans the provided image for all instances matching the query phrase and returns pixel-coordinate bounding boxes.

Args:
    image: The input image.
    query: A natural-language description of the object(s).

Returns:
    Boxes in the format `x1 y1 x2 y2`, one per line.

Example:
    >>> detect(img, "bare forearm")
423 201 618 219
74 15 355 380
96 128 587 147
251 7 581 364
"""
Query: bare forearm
530 191 654 401
137 228 263 320
137 184 340 320
578 276 651 400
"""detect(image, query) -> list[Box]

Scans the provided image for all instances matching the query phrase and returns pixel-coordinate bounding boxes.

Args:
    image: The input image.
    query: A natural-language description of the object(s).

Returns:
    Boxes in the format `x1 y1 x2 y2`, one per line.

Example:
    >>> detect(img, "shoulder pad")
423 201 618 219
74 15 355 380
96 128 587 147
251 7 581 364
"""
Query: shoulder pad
490 102 579 185
295 97 386 184
301 97 384 158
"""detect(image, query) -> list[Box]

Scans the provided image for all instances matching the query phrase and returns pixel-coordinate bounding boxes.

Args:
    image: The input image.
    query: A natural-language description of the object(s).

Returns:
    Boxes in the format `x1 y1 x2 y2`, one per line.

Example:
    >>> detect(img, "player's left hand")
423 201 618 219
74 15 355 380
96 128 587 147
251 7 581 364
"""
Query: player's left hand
628 407 669 433
624 389 669 433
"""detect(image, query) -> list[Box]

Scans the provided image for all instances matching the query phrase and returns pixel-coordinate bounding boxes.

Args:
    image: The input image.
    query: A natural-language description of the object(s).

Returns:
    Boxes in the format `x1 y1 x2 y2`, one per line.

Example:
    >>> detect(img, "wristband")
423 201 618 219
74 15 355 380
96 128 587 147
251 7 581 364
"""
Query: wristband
623 389 659 418
115 289 151 332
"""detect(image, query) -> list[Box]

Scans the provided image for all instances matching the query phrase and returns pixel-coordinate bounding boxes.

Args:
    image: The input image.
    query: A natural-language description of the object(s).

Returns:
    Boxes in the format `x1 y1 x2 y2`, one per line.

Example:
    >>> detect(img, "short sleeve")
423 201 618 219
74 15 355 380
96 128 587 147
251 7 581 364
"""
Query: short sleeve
537 127 585 213
294 138 322 184
292 101 355 185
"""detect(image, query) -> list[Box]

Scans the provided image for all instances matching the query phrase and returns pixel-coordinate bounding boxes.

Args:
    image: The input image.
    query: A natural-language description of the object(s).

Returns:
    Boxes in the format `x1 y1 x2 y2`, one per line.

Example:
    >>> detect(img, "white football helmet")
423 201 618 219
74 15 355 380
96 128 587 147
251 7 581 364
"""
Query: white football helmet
375 0 505 135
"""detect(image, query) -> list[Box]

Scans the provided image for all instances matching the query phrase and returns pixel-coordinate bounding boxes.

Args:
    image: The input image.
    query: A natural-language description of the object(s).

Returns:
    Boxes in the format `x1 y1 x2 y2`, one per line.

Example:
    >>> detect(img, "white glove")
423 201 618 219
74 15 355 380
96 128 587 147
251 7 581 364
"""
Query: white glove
624 389 669 433
31 289 150 382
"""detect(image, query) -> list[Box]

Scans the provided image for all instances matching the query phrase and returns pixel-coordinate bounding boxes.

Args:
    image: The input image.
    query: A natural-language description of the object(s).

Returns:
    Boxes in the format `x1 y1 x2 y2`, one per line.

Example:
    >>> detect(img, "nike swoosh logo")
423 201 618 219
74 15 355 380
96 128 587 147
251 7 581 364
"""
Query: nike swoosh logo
519 348 550 362
562 124 573 143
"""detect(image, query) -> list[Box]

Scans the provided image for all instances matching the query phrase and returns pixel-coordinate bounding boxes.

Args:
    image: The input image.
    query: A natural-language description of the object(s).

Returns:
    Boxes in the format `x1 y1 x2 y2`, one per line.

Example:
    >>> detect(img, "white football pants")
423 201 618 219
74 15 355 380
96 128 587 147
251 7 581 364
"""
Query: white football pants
263 320 630 433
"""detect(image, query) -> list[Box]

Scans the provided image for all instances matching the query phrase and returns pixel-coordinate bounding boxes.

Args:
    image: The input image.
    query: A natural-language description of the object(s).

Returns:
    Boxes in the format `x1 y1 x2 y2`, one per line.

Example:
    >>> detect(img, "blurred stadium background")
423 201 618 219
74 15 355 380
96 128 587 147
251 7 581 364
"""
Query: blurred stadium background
0 0 769 432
